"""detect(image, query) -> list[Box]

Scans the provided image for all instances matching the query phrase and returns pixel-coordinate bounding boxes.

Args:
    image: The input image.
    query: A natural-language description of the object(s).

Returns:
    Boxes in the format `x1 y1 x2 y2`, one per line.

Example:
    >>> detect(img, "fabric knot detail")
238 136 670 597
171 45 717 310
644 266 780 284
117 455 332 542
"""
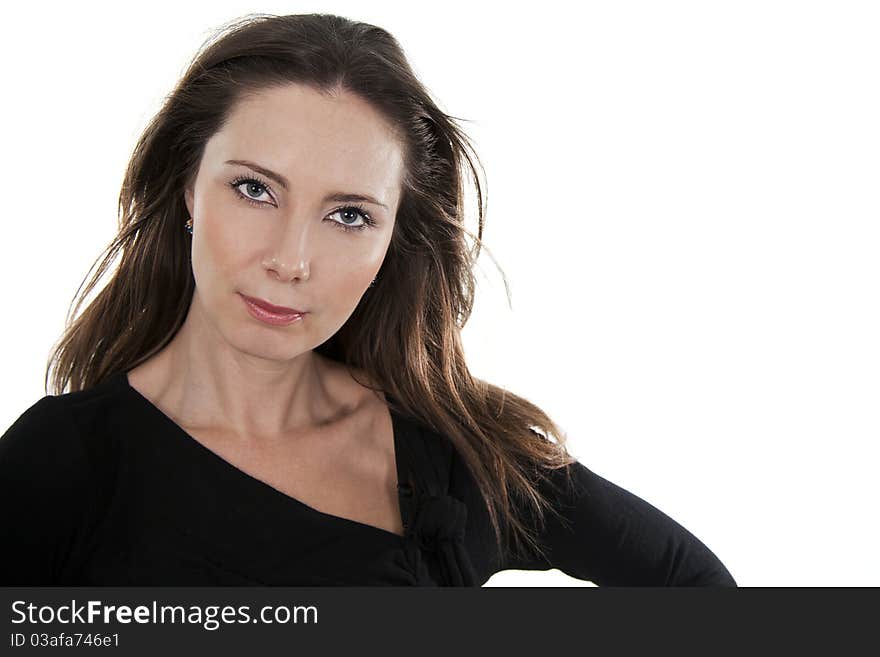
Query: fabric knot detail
408 493 478 586
411 494 468 552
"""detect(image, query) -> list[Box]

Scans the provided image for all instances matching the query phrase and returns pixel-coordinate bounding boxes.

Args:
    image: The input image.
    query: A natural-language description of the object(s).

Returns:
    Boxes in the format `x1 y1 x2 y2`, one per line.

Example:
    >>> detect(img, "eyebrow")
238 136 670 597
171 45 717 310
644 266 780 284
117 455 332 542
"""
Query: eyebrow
224 159 389 209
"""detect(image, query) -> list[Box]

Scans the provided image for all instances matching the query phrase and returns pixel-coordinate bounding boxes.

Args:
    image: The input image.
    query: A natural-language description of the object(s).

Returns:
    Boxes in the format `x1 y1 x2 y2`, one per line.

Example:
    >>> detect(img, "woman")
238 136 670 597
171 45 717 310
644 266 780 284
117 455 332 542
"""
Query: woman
0 12 735 586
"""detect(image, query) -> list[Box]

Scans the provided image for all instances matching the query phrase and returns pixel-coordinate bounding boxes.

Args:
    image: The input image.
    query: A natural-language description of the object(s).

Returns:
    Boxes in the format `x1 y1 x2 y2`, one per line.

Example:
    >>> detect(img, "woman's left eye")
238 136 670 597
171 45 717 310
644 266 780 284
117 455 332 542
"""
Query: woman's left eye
327 206 373 231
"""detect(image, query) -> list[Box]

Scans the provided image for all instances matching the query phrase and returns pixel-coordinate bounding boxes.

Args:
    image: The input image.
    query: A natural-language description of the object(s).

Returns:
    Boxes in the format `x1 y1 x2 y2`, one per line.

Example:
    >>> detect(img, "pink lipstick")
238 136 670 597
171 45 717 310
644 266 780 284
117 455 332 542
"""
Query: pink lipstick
239 293 306 326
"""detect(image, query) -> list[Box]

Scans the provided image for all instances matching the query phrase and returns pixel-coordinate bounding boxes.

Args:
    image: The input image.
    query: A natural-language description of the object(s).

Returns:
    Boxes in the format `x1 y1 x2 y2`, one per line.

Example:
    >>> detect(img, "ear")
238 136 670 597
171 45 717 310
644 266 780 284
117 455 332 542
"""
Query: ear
184 184 195 219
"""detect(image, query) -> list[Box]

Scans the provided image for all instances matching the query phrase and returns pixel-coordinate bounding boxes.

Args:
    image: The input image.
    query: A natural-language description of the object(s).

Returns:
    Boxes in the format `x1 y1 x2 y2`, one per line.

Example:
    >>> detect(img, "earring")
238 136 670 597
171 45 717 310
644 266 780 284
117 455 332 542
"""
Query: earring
185 217 193 235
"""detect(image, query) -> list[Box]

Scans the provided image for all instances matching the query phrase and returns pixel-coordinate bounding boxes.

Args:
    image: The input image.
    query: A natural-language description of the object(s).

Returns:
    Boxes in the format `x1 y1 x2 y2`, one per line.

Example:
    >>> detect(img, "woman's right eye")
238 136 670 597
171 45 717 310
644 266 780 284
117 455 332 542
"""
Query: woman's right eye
229 176 275 207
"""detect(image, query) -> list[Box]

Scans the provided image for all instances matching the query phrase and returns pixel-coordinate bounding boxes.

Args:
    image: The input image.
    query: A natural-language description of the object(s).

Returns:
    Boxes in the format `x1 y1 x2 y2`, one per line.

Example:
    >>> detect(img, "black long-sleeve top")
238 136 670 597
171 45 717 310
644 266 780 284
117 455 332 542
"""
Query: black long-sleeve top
0 370 736 586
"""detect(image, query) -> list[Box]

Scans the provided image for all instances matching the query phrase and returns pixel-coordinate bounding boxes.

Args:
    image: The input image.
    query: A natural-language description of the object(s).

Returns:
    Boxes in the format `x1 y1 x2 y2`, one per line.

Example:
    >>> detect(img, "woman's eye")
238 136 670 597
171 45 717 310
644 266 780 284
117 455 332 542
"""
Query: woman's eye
234 180 272 204
229 177 373 232
328 207 368 229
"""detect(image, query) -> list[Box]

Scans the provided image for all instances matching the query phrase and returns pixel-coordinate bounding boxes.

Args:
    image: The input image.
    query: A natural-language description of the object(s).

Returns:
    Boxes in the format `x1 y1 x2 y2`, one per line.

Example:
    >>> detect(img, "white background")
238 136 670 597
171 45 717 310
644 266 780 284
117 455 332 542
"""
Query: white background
1 0 878 586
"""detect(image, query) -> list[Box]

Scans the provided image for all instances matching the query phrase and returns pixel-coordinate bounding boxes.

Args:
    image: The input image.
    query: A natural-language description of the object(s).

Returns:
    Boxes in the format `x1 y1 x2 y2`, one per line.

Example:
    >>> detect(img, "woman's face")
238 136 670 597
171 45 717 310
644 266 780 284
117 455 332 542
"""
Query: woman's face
183 83 405 361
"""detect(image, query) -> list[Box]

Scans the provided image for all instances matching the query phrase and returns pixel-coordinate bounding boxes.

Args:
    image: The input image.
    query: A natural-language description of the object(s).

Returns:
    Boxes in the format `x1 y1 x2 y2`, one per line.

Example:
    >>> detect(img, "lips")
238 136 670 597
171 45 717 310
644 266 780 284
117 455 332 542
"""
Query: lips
239 293 306 315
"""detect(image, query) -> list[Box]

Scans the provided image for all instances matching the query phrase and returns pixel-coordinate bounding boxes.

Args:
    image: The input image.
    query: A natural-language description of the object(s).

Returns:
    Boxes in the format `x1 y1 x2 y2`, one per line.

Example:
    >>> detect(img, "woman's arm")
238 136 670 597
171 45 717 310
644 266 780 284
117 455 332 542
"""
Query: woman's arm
508 460 737 586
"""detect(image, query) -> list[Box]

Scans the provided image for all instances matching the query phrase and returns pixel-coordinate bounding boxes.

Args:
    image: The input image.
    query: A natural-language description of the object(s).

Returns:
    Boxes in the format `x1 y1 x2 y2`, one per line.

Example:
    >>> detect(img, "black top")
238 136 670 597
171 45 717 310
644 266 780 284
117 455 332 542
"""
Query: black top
0 371 736 586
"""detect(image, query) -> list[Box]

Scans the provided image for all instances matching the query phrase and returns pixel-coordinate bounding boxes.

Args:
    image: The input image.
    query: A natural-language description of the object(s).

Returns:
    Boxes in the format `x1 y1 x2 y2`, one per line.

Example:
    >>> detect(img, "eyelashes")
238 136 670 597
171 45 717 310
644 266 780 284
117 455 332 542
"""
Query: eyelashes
227 174 376 233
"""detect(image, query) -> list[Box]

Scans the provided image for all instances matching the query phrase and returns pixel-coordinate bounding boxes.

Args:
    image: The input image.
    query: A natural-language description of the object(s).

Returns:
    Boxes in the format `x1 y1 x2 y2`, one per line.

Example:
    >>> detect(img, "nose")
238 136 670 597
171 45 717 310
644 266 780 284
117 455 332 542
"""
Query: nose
262 217 312 283
264 256 309 283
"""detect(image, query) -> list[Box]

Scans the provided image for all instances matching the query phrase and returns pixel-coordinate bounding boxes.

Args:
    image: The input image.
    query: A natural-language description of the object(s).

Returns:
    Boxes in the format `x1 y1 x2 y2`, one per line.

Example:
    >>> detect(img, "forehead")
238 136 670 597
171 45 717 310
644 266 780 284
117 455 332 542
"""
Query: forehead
206 83 405 198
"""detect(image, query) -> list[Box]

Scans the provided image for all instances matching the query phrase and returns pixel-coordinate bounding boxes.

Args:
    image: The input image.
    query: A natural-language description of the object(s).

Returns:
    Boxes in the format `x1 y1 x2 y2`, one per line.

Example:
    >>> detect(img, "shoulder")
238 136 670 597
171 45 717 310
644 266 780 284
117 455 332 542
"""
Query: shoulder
1 394 77 460
0 374 131 489
0 388 109 585
0 392 93 517
0 392 93 488
0 373 131 512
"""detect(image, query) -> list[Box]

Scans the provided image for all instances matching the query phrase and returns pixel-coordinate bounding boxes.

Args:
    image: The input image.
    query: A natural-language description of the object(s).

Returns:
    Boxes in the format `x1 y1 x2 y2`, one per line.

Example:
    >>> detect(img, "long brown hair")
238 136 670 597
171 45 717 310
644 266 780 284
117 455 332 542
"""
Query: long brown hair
45 12 577 565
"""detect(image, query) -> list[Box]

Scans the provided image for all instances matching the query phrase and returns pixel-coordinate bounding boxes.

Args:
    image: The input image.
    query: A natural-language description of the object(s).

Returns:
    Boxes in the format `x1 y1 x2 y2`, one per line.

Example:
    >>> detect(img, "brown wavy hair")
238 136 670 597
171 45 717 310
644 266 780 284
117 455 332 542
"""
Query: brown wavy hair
44 12 577 565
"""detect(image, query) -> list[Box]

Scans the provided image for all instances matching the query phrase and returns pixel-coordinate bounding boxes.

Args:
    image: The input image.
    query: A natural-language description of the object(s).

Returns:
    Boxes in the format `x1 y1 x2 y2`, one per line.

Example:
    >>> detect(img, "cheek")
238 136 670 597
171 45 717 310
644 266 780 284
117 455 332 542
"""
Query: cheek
192 205 252 283
323 255 381 300
314 235 390 316
343 233 392 281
